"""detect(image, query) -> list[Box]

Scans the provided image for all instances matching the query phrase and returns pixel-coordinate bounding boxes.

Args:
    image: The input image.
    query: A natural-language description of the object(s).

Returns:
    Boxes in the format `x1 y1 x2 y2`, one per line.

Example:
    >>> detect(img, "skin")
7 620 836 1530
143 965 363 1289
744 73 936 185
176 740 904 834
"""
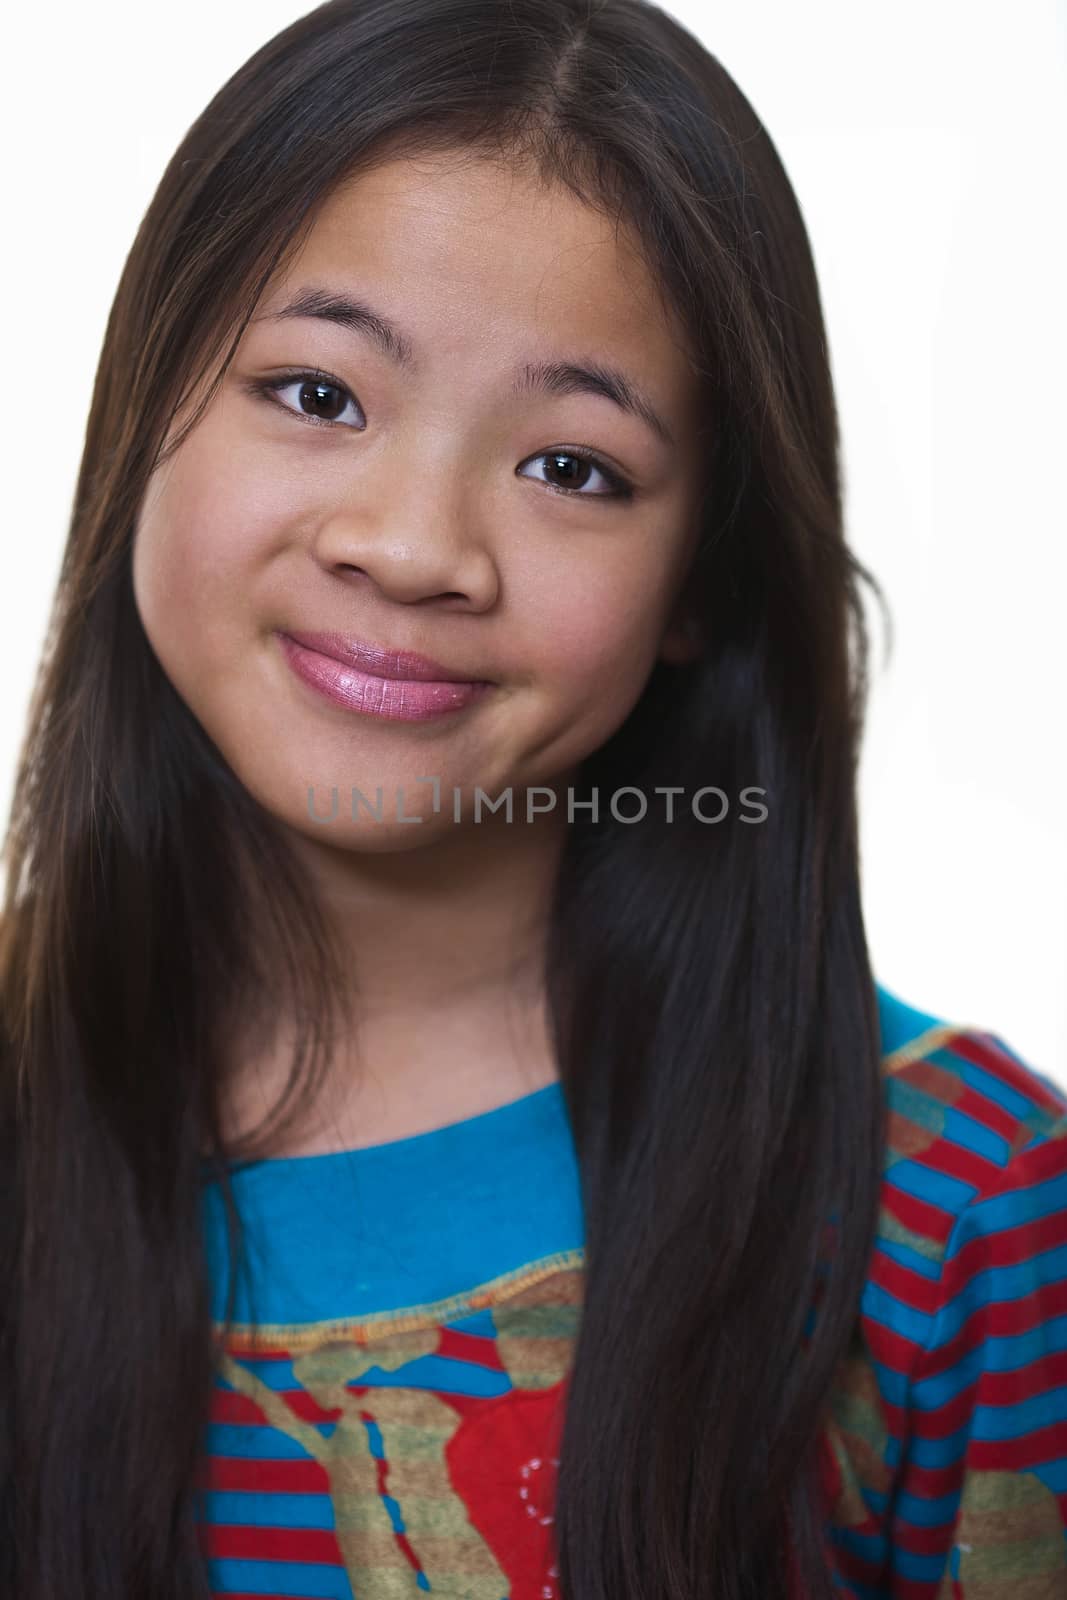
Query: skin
132 146 708 1153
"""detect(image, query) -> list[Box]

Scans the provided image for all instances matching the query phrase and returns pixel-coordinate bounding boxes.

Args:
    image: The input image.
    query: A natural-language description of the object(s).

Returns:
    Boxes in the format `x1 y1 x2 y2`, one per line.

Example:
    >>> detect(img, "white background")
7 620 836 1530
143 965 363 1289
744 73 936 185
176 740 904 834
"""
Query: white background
2 1 1064 1083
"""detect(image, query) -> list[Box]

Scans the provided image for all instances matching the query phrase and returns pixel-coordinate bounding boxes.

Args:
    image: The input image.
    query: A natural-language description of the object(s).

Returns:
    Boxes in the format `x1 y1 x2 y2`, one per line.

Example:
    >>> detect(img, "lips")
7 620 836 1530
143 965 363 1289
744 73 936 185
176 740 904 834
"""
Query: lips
278 630 490 685
274 628 494 724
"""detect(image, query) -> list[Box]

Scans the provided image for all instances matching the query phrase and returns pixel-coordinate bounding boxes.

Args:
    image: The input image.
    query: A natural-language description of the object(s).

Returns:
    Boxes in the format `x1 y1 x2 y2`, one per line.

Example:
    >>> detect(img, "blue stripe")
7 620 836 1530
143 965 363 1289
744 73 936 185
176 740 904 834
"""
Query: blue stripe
861 1277 938 1361
221 1357 326 1392
914 1311 1067 1407
826 1525 888 1567
446 1307 497 1336
951 1053 1045 1123
843 1484 890 1519
902 1388 1067 1466
889 1545 950 1584
199 1490 336 1530
892 1485 962 1528
203 1424 317 1461
829 1575 885 1600
355 1352 513 1398
948 1166 1067 1250
895 1456 1067 1506
940 1106 1013 1168
882 1159 976 1217
967 1382 1067 1443
926 1243 1067 1344
902 1428 981 1472
1034 1459 1067 1494
378 1488 406 1536
985 1044 1067 1118
222 1349 512 1400
872 1235 945 1281
204 1557 355 1597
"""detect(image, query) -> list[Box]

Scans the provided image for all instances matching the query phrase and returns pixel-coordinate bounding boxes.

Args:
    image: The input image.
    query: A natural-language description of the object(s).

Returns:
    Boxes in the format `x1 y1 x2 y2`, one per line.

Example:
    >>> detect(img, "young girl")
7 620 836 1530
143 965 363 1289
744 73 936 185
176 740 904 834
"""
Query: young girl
2 1 1065 1596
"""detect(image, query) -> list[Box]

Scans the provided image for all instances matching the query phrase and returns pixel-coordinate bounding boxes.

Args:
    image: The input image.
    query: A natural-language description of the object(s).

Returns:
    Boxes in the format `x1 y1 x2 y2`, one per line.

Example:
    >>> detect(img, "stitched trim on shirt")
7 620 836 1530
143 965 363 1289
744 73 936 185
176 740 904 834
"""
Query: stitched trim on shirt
211 1246 586 1352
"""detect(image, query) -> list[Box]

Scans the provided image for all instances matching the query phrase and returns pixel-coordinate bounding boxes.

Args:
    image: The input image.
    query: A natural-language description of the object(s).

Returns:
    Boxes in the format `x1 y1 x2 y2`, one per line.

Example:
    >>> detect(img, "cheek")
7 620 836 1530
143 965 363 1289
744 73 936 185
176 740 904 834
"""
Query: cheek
522 556 672 730
132 436 281 683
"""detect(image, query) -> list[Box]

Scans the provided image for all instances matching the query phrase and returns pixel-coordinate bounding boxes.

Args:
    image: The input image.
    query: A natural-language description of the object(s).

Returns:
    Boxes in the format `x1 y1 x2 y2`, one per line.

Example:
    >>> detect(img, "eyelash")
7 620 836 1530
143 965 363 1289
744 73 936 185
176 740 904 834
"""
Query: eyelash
242 368 636 502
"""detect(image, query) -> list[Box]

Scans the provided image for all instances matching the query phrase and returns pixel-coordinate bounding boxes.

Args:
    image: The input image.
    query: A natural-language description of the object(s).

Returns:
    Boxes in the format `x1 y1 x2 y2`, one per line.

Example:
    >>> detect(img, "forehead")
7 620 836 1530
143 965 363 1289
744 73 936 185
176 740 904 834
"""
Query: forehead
261 149 697 395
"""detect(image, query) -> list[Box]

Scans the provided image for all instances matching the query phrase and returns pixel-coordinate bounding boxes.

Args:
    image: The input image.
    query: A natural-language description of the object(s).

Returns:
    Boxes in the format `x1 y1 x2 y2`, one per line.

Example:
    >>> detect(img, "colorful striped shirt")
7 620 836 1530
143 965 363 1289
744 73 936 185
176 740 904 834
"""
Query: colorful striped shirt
196 982 1067 1597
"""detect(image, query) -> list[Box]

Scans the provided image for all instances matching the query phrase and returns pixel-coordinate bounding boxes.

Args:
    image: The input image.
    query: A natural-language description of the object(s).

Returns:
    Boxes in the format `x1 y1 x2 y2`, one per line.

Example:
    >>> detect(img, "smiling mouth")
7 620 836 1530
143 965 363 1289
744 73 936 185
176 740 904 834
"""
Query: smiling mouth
279 628 492 685
275 631 494 723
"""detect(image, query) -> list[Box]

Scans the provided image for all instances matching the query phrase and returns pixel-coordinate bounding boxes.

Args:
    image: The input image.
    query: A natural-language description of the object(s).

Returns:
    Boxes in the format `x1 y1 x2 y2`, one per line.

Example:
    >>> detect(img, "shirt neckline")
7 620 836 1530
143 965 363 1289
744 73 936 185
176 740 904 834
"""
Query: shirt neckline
204 1076 565 1176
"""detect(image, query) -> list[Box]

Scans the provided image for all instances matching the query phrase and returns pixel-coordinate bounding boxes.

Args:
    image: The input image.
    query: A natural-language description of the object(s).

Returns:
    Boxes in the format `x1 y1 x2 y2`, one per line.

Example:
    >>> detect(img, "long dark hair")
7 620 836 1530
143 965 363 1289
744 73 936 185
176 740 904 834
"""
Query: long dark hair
0 1 891 1593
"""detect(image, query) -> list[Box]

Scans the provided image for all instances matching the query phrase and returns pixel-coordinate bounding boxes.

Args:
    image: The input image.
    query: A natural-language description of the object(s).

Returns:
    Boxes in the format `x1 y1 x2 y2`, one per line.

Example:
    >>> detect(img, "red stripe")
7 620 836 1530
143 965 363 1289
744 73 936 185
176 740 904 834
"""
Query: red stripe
891 1516 974 1559
911 1348 1067 1434
217 1342 295 1362
891 1434 1067 1499
890 1482 1067 1556
436 1324 506 1368
943 1202 1067 1276
881 1182 957 1250
208 1390 269 1426
900 1457 976 1499
865 1188 1067 1348
947 1033 1067 1116
830 1544 883 1586
199 1522 346 1564
906 1135 1001 1194
209 1383 343 1426
196 1455 330 1494
885 1578 954 1599
859 1303 925 1371
966 1425 1067 1473
866 1243 950 1323
918 1276 1067 1377
953 1084 1028 1143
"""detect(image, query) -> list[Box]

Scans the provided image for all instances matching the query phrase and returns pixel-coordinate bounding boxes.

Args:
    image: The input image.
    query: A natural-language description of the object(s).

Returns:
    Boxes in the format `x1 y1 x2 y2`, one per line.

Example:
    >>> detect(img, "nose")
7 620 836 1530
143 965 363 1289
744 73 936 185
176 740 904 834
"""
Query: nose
309 476 501 611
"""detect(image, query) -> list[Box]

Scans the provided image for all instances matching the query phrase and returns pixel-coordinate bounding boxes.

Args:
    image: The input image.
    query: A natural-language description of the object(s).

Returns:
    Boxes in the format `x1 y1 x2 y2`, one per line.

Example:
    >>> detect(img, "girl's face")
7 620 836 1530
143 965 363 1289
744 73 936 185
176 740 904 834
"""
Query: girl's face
133 148 708 850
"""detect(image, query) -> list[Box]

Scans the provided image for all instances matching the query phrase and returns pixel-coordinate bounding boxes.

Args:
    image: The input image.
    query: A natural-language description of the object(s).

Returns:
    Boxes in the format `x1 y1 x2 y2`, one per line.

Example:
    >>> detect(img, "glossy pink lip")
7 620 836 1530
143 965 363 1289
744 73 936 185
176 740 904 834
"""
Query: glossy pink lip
275 630 493 723
280 630 490 684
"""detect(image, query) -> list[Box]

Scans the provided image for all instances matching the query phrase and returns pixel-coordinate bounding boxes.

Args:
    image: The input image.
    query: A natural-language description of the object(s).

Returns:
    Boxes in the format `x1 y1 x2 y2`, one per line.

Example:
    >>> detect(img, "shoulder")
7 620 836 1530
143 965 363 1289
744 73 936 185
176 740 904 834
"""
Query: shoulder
869 978 1067 1361
874 981 1067 1272
824 982 1067 1589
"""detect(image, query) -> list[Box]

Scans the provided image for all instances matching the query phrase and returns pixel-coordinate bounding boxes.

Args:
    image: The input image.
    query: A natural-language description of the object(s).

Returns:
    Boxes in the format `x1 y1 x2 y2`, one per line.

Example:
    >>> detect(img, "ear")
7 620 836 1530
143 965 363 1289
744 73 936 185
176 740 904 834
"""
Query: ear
658 607 704 665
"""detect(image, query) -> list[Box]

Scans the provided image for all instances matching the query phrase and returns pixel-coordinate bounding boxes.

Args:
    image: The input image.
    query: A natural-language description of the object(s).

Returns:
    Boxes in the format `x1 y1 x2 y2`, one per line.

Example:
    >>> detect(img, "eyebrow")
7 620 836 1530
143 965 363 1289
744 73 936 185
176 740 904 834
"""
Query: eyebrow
256 285 676 450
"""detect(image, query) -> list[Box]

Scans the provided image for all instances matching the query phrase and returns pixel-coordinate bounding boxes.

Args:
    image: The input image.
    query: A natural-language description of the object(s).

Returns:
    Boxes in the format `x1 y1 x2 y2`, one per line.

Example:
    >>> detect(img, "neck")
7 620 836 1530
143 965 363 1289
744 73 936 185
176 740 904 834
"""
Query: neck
214 799 571 1157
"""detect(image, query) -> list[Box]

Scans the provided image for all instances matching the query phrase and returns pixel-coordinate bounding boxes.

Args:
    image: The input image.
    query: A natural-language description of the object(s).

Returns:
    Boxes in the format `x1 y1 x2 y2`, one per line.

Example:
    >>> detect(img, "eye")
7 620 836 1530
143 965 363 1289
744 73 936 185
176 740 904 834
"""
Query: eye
245 369 364 428
243 372 634 501
518 448 634 501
